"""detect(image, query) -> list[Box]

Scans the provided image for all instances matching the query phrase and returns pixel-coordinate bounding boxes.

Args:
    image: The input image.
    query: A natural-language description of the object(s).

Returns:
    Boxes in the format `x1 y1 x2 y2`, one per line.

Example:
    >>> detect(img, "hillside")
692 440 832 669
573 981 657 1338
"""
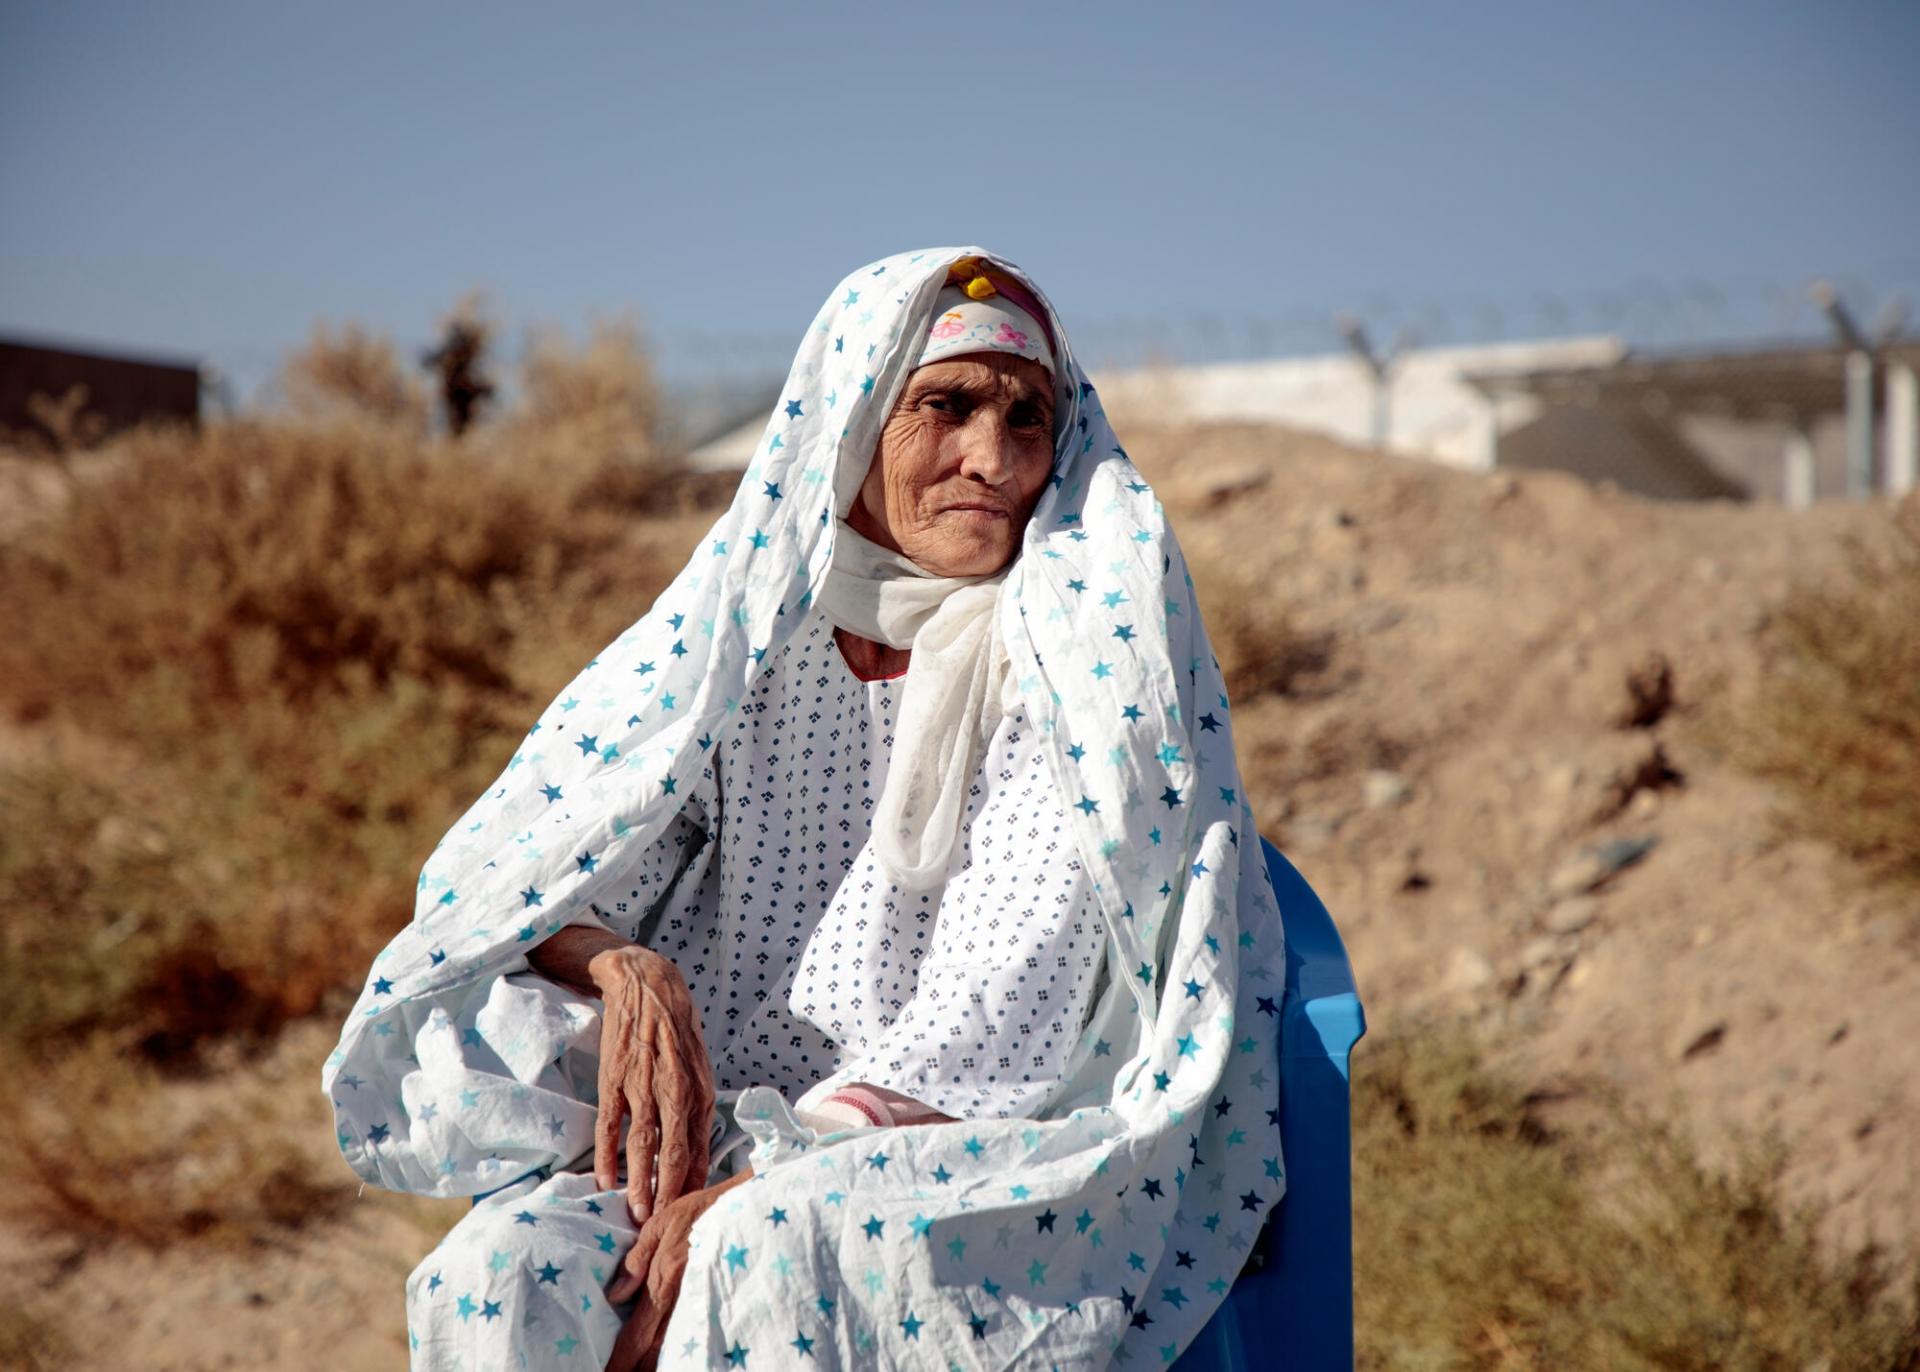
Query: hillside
1 421 1914 1369
1133 421 1918 1265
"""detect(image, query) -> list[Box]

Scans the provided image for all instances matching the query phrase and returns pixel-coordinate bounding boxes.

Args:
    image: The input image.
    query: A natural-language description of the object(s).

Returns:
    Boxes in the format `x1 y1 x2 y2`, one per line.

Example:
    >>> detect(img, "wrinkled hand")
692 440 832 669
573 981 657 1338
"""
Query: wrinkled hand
587 944 717 1227
605 1169 751 1372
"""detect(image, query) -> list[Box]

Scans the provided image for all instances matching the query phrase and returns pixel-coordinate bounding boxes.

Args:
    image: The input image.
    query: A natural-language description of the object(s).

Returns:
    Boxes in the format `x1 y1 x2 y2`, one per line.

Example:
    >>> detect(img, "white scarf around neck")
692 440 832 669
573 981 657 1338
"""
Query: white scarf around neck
818 520 1017 886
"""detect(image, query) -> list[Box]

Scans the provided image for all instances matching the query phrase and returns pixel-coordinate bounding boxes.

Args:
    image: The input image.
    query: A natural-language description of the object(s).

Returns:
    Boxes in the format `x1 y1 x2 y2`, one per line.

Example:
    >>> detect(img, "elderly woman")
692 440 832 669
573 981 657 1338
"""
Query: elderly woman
324 248 1286 1372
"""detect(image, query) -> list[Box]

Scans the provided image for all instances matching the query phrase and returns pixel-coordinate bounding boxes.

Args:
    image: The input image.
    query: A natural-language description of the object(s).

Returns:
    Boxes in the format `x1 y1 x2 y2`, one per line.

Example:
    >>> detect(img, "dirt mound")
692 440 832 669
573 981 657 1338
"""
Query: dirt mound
5 422 1914 1368
1136 421 1919 1265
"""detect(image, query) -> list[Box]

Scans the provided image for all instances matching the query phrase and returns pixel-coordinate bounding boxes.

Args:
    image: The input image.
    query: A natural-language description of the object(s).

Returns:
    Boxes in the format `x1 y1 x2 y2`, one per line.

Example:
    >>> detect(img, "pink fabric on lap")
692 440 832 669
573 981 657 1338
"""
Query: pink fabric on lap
823 1084 950 1128
822 1088 892 1127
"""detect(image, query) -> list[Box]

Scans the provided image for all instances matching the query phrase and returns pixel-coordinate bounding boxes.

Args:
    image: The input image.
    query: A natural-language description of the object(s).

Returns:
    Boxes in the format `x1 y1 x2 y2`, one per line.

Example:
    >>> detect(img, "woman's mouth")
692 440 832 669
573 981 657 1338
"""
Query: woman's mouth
941 503 1010 519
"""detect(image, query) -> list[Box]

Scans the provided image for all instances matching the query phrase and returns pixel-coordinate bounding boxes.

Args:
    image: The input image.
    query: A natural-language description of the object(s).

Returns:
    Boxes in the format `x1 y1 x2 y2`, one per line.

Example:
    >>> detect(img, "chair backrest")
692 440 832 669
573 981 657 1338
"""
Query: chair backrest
1174 838 1368 1370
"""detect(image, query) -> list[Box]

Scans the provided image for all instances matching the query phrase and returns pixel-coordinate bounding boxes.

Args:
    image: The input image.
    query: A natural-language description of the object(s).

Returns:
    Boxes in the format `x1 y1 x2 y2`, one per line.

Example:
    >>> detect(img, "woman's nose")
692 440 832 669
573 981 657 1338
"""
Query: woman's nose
956 412 1016 483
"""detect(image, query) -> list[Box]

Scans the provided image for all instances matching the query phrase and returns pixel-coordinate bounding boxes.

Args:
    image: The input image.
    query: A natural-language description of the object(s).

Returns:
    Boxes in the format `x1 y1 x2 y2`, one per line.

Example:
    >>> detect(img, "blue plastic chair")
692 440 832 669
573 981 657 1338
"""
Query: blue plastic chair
1174 839 1369 1371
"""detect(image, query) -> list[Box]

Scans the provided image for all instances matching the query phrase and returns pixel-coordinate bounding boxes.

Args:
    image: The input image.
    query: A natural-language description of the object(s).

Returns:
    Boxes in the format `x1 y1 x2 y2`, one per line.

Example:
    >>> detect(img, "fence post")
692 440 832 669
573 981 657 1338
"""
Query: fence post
1885 359 1917 497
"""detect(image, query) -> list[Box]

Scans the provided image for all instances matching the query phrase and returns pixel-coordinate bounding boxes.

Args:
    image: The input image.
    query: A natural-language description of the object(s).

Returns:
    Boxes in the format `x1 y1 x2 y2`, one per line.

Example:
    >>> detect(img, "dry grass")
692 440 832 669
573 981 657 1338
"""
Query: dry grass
278 321 432 432
1731 495 1920 887
0 314 723 1250
0 1307 69 1372
508 316 662 472
0 373 699 1065
0 756 413 1058
0 1035 350 1250
1353 1018 1920 1370
0 414 665 741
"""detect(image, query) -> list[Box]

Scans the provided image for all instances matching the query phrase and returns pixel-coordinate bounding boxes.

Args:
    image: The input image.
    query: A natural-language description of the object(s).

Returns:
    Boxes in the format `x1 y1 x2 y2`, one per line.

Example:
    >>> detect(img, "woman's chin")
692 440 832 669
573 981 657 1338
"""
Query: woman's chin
905 522 1016 576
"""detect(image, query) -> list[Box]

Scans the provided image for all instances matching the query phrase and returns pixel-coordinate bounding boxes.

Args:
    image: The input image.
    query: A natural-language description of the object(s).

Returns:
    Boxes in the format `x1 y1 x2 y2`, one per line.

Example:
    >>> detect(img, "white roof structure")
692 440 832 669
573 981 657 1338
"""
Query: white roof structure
684 412 773 472
1090 335 1625 471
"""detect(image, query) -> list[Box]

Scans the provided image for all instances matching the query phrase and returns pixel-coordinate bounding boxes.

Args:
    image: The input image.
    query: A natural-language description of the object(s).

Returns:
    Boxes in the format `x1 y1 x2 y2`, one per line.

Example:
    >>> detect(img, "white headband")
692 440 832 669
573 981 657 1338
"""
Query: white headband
915 283 1056 374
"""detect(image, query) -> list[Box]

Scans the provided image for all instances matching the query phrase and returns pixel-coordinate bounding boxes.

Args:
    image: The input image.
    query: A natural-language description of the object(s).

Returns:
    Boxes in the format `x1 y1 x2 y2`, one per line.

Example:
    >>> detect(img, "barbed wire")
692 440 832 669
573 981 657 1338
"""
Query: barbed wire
190 260 1920 408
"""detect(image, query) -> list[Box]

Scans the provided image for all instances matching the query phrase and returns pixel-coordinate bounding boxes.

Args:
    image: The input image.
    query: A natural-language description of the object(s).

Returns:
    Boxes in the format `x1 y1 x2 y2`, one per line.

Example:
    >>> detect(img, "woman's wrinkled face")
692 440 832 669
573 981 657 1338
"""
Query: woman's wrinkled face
848 353 1057 577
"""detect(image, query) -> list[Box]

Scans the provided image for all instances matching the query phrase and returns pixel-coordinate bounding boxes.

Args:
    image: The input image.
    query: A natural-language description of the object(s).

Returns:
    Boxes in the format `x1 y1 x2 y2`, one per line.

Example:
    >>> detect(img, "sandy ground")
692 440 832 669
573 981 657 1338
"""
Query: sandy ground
3 425 1915 1367
1138 422 1919 1267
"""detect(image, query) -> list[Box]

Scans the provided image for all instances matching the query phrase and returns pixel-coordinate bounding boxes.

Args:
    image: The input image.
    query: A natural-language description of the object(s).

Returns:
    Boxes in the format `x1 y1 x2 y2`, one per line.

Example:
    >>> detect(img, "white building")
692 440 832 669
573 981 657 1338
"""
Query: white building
681 333 1920 506
1089 335 1625 472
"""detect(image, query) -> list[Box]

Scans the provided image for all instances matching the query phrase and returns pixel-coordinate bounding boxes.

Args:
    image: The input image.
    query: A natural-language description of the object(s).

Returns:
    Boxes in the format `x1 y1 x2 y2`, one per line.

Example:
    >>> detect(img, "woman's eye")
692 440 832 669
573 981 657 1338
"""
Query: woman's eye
1010 405 1048 429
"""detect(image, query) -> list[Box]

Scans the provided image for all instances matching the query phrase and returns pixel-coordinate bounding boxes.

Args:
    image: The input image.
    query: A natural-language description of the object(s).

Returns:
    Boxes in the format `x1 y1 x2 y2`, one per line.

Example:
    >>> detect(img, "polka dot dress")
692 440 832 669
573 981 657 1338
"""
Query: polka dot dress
330 248 1291 1371
587 615 1103 1121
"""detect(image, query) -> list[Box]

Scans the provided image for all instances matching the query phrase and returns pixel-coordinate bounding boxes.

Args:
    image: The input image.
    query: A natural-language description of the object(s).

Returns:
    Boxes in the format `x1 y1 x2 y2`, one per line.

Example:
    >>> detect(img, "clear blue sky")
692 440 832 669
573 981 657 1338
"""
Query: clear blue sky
4 1 1916 395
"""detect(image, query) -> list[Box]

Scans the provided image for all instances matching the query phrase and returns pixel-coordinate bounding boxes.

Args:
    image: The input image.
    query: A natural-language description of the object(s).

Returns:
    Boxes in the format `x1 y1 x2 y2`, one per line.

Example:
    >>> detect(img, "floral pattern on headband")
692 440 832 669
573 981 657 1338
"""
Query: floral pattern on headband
921 318 1049 368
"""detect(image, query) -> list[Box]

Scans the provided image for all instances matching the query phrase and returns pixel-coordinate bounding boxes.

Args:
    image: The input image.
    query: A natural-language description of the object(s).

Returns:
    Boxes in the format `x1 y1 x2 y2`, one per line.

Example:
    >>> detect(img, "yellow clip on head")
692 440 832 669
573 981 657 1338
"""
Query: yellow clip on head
946 256 999 300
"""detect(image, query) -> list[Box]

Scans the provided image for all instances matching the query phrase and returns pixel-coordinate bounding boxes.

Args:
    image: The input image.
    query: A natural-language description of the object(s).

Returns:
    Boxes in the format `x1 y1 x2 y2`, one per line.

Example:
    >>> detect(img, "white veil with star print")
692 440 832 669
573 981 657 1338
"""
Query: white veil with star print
324 246 1287 1367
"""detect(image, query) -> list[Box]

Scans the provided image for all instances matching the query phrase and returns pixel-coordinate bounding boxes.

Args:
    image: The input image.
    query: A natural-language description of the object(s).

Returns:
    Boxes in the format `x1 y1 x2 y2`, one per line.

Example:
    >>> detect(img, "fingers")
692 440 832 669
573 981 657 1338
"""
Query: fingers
595 1035 627 1193
650 1009 695 1211
664 975 716 1199
683 1105 712 1210
624 1000 662 1225
680 1025 714 1200
595 971 640 1193
634 1230 690 1372
601 952 714 1229
625 1285 668 1369
668 973 717 1108
604 1301 652 1372
607 1215 663 1305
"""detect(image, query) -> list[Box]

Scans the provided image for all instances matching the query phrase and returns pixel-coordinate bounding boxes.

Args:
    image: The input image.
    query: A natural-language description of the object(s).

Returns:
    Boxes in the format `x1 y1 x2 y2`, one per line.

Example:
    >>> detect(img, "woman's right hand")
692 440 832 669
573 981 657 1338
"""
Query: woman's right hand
604 1166 752 1372
586 944 717 1226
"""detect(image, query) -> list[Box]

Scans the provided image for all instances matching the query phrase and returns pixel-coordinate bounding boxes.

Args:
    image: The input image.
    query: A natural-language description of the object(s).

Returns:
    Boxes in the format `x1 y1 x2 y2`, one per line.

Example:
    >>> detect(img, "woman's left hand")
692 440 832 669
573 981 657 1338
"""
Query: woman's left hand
605 1167 752 1372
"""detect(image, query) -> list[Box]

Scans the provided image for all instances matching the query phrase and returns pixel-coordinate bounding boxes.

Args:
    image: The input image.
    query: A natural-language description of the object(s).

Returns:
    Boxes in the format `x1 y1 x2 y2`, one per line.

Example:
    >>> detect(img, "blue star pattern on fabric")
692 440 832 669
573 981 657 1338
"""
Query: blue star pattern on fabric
325 247 1286 1370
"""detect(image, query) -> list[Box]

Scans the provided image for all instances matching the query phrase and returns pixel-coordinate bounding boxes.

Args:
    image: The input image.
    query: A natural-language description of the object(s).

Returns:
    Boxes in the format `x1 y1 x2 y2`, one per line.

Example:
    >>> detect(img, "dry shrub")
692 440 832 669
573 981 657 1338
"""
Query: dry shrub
278 321 431 431
0 384 114 504
0 312 705 1257
1735 495 1920 886
0 1307 69 1372
1184 541 1325 700
479 316 733 517
0 1036 349 1249
0 414 672 742
505 317 662 472
0 412 689 1059
1354 1019 1920 1369
0 757 411 1059
23 382 109 454
1595 1122 1920 1369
